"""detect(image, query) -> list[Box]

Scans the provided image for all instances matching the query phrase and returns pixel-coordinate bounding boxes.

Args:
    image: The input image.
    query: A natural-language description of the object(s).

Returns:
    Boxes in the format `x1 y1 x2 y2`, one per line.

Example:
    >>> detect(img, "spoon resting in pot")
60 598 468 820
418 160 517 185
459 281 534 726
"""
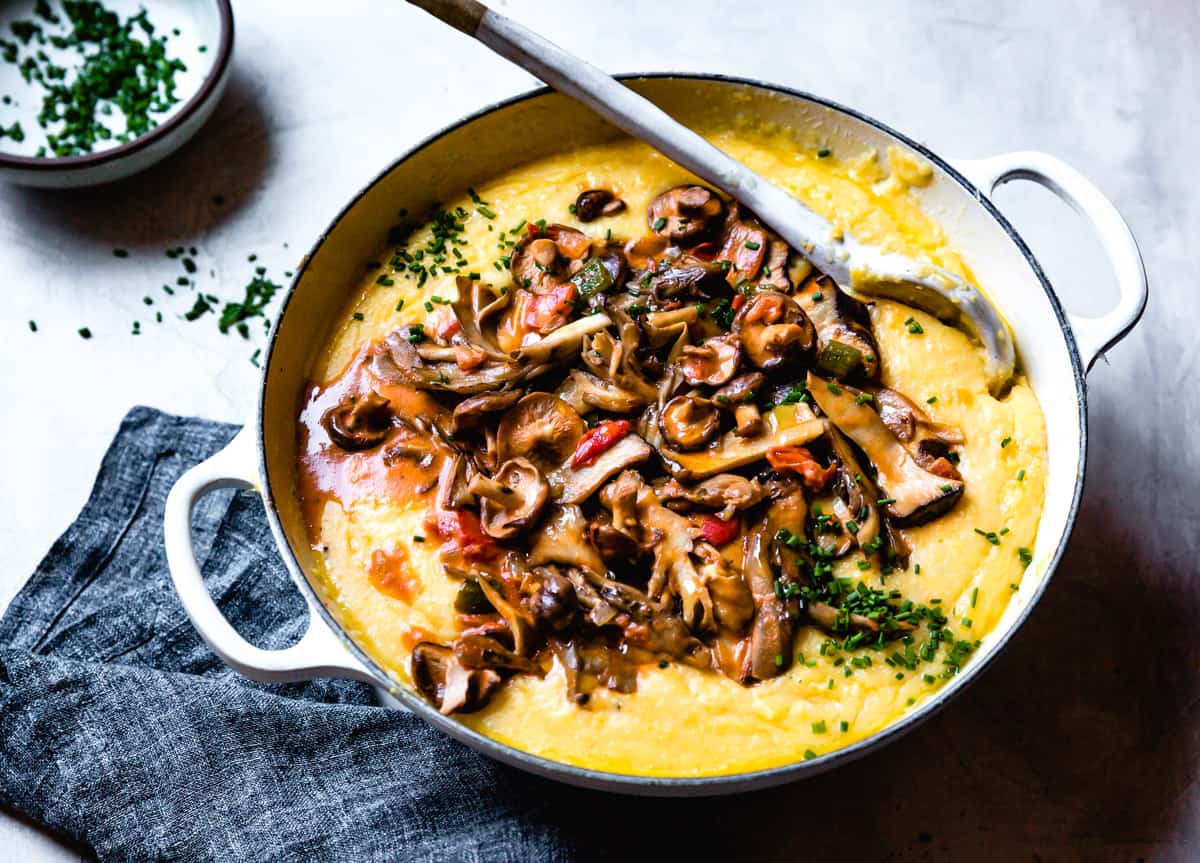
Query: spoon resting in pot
406 0 1017 395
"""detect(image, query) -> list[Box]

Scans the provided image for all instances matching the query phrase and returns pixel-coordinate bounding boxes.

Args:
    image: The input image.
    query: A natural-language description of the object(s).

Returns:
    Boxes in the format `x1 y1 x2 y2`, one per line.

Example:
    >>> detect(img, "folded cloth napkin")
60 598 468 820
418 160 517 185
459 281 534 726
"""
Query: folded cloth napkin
0 407 651 863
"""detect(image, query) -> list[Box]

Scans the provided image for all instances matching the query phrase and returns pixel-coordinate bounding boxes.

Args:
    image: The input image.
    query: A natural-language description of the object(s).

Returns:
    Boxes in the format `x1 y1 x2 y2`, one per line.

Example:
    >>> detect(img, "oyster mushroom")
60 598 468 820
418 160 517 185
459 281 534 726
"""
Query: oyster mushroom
693 540 754 633
647 185 725 245
322 390 392 451
740 520 795 682
574 189 625 222
528 504 607 574
580 328 659 405
808 372 964 526
733 290 816 370
372 331 531 395
468 457 549 540
798 274 880 380
659 394 721 451
496 392 585 467
655 474 767 521
410 642 502 715
517 312 613 365
551 433 653 504
678 334 740 386
556 369 645 414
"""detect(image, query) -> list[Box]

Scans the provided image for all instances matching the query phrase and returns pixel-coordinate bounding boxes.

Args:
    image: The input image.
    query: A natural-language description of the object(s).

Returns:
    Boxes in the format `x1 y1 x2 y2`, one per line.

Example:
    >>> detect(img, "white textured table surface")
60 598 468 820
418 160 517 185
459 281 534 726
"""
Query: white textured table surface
2 1 1194 860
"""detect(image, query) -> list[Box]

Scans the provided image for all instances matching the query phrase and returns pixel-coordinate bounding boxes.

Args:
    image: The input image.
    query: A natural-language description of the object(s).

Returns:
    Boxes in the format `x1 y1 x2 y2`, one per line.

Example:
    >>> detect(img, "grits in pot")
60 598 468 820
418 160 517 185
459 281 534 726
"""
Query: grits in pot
296 125 1046 777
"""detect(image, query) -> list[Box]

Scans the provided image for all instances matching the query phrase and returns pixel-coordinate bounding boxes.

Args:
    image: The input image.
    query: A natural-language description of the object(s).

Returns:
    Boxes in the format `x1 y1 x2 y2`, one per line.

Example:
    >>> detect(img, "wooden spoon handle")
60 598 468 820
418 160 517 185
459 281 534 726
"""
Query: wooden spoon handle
406 0 486 35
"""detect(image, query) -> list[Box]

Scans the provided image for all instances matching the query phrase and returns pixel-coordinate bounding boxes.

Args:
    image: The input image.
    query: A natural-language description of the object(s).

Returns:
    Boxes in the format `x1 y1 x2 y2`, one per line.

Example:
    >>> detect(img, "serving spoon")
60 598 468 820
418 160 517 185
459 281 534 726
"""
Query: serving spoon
406 0 1017 395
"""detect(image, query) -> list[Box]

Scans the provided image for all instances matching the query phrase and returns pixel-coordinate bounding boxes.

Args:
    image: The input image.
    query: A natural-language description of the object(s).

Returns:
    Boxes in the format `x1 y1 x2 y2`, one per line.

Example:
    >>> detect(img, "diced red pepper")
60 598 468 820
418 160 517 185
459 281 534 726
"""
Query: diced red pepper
523 282 578 333
698 514 740 546
767 445 837 491
571 419 632 468
433 509 498 560
689 241 718 261
731 293 747 312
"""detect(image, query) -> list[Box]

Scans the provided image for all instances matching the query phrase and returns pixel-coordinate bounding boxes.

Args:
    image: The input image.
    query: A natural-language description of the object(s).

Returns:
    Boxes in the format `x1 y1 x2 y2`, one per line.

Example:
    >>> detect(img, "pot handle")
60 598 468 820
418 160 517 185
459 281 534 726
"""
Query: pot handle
951 151 1147 371
163 427 376 684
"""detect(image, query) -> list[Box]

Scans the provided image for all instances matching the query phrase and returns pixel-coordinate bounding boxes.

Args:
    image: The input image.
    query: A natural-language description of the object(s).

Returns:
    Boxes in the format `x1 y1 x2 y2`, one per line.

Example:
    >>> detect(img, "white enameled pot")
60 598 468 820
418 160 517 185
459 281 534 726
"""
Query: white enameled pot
163 76 1147 796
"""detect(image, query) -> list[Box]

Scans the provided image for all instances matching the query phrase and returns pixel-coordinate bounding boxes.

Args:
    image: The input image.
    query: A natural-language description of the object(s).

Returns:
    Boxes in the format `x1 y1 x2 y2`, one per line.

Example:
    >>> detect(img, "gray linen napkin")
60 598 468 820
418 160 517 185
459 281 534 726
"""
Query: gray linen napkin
0 407 643 863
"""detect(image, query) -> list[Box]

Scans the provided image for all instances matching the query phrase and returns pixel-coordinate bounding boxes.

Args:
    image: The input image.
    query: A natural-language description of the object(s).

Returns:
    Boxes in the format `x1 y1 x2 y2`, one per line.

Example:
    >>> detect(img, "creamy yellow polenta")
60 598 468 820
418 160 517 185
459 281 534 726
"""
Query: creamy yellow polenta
300 126 1047 777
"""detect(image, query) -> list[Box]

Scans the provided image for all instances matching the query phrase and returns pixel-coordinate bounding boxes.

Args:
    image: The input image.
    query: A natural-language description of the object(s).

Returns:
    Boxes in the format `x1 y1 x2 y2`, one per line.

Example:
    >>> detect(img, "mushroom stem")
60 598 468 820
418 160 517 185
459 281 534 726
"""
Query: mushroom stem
468 473 521 508
734 403 763 437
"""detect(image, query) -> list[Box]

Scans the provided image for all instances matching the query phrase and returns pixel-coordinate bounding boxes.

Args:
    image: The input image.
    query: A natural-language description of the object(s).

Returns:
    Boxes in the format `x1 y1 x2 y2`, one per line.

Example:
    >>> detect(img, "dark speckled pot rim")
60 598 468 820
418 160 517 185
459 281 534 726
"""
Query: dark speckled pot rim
256 74 1088 795
0 0 234 172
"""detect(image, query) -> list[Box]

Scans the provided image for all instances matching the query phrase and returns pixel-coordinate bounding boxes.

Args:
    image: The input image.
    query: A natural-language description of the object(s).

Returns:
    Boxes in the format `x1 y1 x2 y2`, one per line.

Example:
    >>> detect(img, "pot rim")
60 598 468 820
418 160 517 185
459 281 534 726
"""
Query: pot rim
257 73 1087 793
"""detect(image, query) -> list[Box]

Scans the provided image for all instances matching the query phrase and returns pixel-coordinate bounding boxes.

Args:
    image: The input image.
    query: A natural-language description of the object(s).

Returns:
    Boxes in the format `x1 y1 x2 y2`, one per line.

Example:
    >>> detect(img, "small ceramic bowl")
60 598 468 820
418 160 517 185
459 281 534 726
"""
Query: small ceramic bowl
0 0 233 188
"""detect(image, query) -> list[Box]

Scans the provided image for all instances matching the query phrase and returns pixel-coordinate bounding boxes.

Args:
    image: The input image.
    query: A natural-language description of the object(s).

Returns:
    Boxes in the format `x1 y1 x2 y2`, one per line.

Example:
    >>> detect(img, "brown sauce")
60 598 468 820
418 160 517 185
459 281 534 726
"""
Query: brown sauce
296 345 448 532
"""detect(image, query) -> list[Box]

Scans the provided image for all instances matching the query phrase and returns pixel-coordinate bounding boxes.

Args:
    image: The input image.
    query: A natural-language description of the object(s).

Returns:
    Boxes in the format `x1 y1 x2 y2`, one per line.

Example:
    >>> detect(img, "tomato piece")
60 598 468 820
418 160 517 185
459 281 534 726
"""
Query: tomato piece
433 509 498 560
731 293 747 312
523 282 577 333
767 445 837 491
428 305 461 340
571 419 632 468
698 514 740 546
689 241 718 261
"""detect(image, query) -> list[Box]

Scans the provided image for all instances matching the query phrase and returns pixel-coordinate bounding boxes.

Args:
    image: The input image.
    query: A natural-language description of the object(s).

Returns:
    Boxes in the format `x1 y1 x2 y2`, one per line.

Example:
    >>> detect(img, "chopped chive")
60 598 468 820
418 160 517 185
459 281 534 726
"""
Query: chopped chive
811 720 827 734
1017 469 1026 481
1001 436 1012 448
817 147 831 158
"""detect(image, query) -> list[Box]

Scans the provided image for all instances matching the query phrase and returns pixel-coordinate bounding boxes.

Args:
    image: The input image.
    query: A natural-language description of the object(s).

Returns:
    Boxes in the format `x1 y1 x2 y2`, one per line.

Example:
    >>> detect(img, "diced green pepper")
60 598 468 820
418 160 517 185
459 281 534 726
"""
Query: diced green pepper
817 340 864 378
453 579 494 614
569 257 614 298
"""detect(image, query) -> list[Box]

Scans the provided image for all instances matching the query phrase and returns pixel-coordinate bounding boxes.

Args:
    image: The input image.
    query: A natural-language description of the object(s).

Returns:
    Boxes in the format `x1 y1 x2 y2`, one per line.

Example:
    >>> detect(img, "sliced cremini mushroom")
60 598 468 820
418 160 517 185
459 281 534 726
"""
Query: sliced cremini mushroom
808 372 963 526
798 274 880 380
410 642 502 715
640 254 729 301
659 394 721 451
449 388 523 434
496 392 585 467
455 634 542 674
714 371 764 405
574 189 626 222
642 402 826 481
717 205 769 285
648 185 725 245
523 568 580 632
868 385 964 445
510 224 590 292
733 290 816 370
468 457 549 540
322 390 392 451
678 334 740 386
